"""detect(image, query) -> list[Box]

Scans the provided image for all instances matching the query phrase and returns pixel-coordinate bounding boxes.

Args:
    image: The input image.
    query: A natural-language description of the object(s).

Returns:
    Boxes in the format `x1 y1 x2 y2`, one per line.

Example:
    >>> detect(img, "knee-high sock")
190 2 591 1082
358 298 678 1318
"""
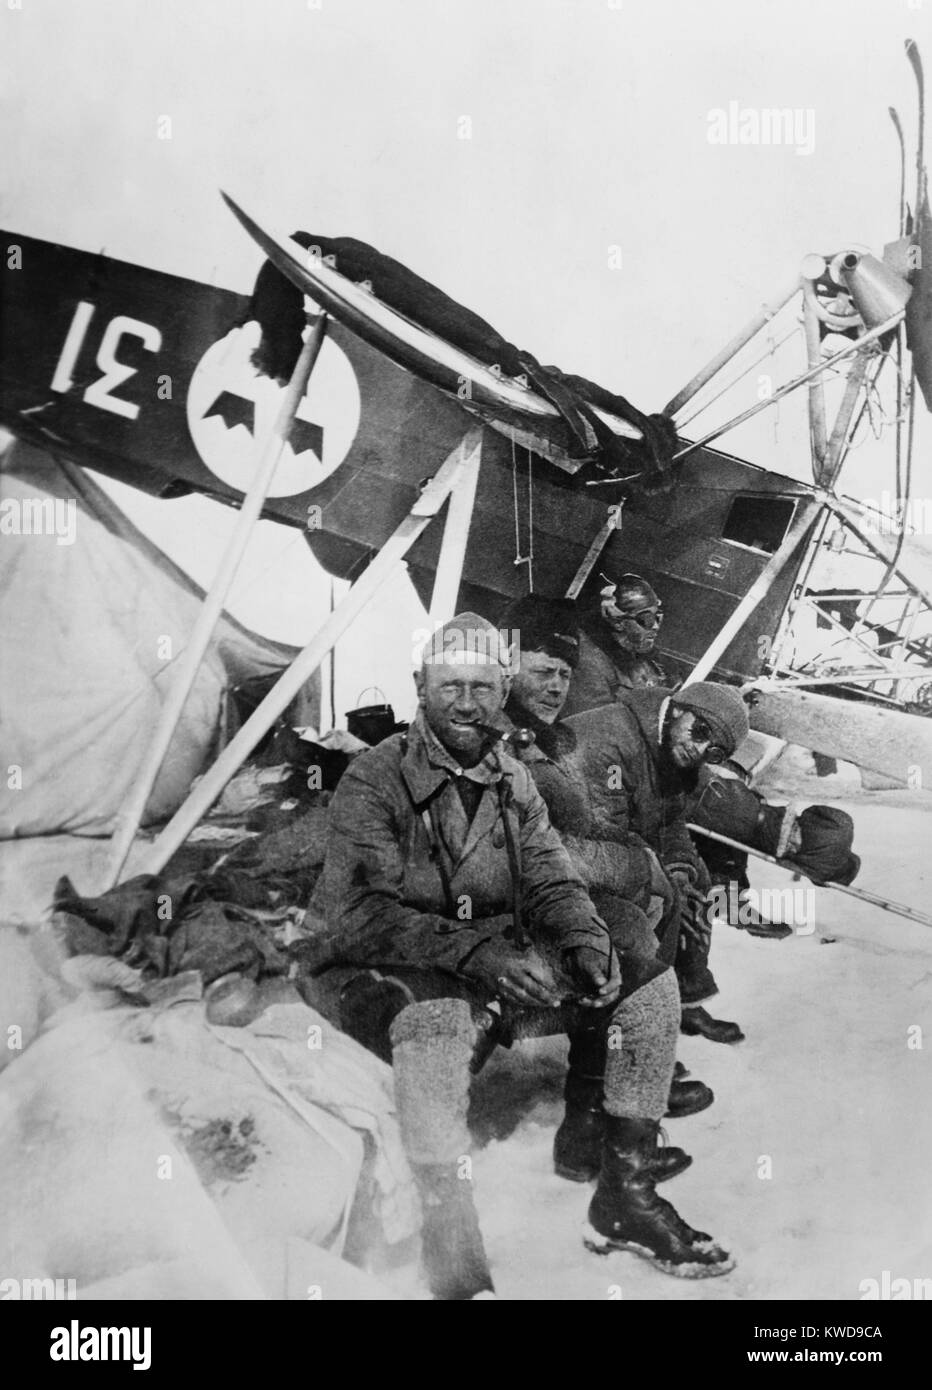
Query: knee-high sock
389 998 477 1165
603 969 679 1121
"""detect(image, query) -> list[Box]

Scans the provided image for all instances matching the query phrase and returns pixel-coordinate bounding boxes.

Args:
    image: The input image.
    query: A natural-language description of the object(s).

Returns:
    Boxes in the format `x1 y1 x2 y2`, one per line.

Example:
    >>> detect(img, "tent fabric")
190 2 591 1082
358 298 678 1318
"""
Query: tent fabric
0 933 417 1291
0 440 317 838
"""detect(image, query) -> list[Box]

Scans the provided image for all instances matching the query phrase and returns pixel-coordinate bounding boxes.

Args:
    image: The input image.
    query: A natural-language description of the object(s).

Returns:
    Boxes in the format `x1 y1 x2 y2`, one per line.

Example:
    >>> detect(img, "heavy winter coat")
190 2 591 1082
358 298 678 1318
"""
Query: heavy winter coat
307 711 610 976
500 707 670 995
564 687 702 879
562 629 666 719
500 708 652 905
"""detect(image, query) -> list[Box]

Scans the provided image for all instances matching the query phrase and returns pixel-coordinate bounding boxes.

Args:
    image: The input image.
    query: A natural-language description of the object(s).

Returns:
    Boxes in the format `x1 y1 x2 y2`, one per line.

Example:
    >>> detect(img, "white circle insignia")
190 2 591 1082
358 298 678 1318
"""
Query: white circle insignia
186 318 361 497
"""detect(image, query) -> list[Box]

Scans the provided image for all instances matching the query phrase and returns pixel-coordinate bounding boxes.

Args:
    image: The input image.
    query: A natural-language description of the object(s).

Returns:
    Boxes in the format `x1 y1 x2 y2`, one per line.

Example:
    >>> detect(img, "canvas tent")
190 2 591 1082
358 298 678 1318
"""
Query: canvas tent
0 443 416 1301
0 439 319 838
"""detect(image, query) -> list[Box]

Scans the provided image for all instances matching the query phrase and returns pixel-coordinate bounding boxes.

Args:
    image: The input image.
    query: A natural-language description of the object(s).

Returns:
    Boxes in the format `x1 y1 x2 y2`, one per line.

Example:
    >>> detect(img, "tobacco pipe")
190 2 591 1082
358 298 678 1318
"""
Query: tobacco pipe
475 722 536 755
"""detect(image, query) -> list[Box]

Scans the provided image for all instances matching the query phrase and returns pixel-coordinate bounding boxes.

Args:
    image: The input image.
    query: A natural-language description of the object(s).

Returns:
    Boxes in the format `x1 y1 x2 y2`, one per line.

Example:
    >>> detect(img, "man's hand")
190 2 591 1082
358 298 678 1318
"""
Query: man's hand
563 944 622 1009
462 938 563 1007
646 848 672 898
669 868 706 914
667 866 711 950
679 916 712 952
677 888 713 950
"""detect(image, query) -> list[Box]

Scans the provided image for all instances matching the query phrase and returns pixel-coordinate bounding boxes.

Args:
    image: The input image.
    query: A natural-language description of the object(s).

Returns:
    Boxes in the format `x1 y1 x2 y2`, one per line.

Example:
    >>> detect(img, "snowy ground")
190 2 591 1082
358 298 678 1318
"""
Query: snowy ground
3 791 930 1301
393 794 932 1301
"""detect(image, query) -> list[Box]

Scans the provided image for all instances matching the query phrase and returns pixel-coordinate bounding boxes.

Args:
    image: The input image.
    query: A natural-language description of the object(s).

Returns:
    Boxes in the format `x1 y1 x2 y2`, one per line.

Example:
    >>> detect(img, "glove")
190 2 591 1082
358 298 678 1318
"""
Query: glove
562 943 622 1009
675 881 713 950
668 863 707 916
460 937 563 1007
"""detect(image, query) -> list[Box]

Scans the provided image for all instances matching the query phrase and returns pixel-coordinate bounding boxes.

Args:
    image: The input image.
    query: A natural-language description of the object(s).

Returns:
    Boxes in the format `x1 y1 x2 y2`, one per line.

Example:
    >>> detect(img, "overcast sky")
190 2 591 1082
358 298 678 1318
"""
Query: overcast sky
3 0 929 718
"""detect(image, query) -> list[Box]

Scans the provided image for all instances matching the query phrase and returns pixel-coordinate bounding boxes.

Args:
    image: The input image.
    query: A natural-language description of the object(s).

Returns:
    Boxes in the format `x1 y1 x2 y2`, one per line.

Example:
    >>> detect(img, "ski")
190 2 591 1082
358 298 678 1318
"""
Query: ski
889 106 906 237
905 38 925 215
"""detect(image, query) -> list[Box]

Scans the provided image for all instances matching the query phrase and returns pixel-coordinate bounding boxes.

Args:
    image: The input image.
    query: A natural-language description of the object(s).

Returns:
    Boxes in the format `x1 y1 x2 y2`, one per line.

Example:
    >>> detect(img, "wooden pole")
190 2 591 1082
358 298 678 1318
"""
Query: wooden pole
106 314 330 886
687 822 932 928
687 506 818 682
662 275 800 418
750 667 930 690
745 685 932 787
428 435 482 624
139 430 483 876
565 511 620 600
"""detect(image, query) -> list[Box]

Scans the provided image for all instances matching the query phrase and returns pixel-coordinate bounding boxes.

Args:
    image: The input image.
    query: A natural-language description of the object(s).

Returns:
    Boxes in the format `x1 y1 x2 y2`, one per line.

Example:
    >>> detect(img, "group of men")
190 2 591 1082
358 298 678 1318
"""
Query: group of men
305 571 859 1299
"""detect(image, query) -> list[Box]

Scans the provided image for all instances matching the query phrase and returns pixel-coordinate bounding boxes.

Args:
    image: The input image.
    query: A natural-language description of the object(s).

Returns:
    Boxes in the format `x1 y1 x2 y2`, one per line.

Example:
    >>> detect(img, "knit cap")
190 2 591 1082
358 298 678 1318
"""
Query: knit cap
674 682 750 756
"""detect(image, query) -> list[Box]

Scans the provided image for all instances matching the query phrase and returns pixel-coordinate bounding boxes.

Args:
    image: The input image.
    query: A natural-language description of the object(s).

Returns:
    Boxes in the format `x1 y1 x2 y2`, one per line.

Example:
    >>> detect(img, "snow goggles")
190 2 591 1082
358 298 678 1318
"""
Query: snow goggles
627 607 663 630
690 716 727 764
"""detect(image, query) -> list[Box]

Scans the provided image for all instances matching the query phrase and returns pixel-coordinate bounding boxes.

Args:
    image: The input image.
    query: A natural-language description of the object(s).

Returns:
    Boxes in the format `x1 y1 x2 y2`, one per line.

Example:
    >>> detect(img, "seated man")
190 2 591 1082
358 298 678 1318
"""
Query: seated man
566 680 752 1047
306 613 733 1297
562 571 667 719
496 593 717 1169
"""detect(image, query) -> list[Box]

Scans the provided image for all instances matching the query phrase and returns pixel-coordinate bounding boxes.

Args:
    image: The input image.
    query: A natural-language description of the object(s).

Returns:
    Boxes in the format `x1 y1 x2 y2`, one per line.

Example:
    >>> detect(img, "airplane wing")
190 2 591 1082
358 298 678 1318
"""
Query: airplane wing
0 229 820 681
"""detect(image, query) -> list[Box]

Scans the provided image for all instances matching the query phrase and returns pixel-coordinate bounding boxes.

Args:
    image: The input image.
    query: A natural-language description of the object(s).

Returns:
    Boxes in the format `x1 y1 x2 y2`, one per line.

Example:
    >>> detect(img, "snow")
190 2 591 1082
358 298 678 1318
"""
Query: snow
383 793 932 1300
3 792 929 1301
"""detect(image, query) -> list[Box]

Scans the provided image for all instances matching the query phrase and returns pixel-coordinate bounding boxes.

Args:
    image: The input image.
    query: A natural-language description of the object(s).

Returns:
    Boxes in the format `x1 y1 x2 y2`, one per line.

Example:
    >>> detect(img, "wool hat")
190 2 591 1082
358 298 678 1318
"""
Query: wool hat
421 612 510 667
791 805 860 885
673 682 751 757
496 594 581 668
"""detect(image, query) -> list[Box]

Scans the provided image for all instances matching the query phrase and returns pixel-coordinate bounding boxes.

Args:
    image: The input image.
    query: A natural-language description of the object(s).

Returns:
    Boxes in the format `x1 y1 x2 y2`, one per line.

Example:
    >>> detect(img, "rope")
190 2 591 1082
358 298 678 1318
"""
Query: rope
527 450 534 593
510 434 535 591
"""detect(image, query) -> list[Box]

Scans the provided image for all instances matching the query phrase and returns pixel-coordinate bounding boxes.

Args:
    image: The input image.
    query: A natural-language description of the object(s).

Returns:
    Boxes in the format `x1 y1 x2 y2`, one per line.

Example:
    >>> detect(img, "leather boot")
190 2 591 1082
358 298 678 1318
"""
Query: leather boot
555 1033 692 1184
412 1162 495 1300
584 1116 734 1278
680 1004 745 1045
665 1077 714 1117
555 1089 692 1182
730 885 793 940
554 1073 605 1182
651 1126 693 1181
553 1028 605 1181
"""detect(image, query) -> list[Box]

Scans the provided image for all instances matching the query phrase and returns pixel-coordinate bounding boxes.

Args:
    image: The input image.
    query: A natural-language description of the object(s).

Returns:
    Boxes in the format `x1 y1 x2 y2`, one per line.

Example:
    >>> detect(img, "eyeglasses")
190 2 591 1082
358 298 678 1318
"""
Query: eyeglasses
690 716 727 764
628 608 663 631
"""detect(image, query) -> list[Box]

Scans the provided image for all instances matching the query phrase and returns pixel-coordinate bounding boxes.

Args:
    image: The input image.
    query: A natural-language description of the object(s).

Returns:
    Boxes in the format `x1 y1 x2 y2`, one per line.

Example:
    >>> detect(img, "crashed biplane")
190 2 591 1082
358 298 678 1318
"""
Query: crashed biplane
1 40 930 880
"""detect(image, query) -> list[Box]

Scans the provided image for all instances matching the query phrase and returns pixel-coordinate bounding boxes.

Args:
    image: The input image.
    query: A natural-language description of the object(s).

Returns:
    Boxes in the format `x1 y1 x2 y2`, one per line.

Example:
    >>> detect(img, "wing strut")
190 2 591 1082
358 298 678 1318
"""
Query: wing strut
106 313 330 886
138 429 484 877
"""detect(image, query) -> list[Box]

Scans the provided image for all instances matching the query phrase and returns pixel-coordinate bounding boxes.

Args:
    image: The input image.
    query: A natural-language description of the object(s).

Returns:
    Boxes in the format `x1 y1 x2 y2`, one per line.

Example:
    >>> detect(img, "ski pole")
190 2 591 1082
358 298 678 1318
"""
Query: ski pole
686 823 932 929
